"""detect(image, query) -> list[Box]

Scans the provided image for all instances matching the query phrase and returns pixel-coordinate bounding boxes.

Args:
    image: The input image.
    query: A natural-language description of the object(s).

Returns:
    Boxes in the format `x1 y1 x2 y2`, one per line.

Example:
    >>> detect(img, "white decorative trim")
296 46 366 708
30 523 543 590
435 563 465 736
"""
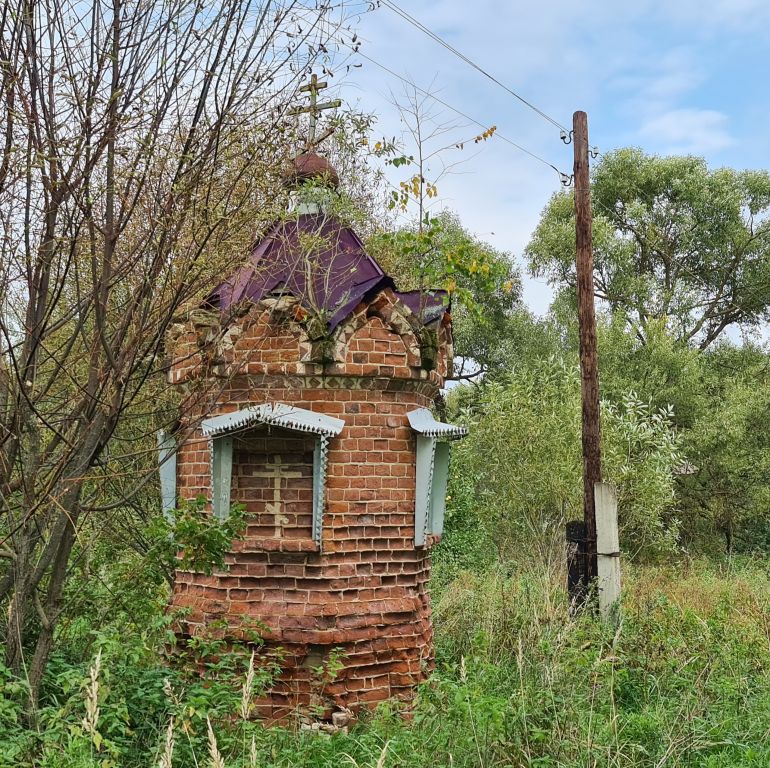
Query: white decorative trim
312 435 330 548
407 408 468 440
202 403 344 439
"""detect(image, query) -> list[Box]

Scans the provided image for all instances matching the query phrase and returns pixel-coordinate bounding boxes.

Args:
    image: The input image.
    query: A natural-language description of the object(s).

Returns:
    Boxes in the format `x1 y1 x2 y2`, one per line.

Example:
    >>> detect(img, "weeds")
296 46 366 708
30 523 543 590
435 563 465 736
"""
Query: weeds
3 560 770 767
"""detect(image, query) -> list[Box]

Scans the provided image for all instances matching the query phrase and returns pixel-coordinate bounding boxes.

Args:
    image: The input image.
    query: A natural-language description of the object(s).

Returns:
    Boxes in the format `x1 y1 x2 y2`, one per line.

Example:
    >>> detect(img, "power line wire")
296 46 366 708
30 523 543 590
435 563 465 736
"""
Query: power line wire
377 0 569 134
348 46 567 179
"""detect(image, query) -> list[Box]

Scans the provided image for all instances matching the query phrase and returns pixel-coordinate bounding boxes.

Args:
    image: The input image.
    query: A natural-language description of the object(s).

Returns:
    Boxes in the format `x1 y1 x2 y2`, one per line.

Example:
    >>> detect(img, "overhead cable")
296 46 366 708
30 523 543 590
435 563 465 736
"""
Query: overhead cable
378 0 569 134
351 48 567 180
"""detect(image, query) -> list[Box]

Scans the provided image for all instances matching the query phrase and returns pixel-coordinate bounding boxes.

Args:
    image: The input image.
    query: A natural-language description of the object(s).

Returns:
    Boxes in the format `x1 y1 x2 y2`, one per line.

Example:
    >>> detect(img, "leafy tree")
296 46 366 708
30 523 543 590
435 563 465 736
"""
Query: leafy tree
0 0 353 708
362 83 513 380
677 344 770 554
592 314 770 554
368 210 519 380
596 316 706 430
449 356 682 564
527 148 770 349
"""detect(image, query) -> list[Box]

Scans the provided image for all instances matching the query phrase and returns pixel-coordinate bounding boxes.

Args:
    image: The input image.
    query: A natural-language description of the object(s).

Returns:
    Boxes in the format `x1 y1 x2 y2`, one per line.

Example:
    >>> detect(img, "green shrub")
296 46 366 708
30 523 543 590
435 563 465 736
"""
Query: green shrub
448 358 682 564
6 559 770 768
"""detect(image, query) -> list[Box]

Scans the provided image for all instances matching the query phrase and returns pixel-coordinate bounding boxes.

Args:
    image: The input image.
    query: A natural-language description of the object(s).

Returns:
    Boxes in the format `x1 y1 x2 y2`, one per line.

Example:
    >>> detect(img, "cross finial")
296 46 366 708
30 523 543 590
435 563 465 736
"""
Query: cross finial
288 73 341 149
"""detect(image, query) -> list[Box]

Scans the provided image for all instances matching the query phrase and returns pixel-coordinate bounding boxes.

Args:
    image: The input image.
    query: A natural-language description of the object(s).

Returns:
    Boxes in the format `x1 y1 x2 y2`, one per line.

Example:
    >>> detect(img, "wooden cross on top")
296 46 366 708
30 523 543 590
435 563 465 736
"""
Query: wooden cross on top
289 73 341 149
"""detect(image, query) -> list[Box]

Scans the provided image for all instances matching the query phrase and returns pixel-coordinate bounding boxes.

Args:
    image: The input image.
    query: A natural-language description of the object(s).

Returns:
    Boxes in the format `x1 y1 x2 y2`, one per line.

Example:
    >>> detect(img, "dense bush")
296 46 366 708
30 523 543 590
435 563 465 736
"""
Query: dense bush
447 357 682 564
4 561 770 767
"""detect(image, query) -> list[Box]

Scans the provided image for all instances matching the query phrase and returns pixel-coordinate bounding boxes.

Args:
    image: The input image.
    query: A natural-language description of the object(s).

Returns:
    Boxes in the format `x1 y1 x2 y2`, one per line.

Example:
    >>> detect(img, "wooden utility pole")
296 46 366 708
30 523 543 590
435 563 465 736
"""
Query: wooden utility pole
573 110 601 585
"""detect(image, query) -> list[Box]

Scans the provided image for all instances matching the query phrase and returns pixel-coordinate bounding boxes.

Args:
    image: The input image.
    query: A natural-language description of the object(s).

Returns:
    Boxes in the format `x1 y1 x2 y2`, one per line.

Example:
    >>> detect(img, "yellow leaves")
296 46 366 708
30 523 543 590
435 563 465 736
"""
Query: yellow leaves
446 278 457 293
503 280 514 294
474 125 497 144
397 175 437 202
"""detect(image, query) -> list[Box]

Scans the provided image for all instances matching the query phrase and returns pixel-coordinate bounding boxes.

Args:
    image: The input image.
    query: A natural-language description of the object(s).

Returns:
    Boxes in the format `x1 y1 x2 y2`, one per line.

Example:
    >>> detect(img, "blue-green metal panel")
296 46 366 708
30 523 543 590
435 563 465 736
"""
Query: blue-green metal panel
211 435 233 520
414 434 436 547
157 430 177 521
430 441 451 536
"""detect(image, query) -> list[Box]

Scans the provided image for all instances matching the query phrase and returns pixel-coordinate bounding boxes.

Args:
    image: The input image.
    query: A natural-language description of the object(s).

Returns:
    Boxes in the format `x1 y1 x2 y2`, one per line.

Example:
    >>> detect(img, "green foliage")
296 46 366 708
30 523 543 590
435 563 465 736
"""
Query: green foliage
368 210 520 378
594 317 770 554
431 560 770 768
450 356 682 562
4 124 770 768
678 345 770 553
6 561 770 768
603 396 682 556
597 315 706 429
526 148 770 349
369 211 515 309
148 496 247 580
472 289 770 556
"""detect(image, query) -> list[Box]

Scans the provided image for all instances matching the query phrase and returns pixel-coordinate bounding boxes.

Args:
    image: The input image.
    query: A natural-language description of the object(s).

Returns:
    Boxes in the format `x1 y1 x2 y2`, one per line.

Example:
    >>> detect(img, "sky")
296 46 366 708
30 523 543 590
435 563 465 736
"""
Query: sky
322 0 770 315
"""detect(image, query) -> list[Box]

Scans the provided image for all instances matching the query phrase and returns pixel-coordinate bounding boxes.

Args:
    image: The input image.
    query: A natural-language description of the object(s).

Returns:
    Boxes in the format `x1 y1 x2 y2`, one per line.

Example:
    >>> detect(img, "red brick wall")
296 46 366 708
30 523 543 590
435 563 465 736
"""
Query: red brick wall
232 430 315 546
168 289 449 720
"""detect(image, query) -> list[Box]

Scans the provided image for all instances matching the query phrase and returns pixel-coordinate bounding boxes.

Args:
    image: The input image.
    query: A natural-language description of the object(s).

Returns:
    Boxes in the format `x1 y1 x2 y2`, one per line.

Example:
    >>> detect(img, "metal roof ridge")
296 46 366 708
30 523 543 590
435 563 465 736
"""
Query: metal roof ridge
202 403 345 438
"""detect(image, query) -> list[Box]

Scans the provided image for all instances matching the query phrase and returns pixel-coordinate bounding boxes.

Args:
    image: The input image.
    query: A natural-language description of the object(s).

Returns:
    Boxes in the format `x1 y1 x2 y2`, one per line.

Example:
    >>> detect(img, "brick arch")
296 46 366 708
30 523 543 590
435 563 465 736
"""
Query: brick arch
340 315 415 379
331 289 422 369
218 298 310 377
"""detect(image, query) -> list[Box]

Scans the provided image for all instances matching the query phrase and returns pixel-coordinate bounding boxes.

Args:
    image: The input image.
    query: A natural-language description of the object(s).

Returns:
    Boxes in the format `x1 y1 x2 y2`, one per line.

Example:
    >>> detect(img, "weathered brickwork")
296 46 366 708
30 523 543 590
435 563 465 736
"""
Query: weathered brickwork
233 431 316 546
168 288 451 720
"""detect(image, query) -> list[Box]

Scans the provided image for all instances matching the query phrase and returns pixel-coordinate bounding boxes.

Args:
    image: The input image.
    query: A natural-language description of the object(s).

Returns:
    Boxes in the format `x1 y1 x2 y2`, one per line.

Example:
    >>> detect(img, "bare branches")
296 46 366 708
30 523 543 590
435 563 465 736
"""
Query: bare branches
0 0 355 707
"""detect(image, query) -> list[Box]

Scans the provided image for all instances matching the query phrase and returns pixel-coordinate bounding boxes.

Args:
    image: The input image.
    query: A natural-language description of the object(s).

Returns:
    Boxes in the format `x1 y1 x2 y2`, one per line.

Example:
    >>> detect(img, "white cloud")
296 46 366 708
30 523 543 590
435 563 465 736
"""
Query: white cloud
638 109 733 154
325 0 767 316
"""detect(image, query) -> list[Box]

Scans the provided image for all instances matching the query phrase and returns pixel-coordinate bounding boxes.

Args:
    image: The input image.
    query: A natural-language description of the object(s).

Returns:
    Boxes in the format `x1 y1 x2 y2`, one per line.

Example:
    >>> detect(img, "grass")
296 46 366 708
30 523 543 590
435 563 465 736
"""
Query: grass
3 558 770 767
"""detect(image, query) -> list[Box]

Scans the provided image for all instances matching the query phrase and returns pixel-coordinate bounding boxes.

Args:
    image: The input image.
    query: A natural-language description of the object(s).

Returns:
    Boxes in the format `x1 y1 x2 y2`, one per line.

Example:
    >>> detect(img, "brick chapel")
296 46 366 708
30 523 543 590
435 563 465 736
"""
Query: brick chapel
160 153 467 720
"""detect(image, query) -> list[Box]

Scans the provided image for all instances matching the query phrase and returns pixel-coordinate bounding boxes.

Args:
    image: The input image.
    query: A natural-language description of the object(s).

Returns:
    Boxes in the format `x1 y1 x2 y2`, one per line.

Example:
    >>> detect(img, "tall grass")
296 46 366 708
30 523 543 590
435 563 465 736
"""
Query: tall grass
3 559 770 767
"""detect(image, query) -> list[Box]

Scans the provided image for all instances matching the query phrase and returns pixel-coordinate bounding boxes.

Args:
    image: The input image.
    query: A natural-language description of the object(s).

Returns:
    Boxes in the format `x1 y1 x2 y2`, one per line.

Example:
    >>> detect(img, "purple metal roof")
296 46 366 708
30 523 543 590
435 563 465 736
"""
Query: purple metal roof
394 289 449 324
209 214 391 329
209 213 448 330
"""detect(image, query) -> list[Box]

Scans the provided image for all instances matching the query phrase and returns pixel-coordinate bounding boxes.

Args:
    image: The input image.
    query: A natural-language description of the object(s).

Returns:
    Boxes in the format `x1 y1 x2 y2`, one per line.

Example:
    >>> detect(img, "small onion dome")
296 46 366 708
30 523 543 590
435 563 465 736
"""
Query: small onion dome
283 152 340 189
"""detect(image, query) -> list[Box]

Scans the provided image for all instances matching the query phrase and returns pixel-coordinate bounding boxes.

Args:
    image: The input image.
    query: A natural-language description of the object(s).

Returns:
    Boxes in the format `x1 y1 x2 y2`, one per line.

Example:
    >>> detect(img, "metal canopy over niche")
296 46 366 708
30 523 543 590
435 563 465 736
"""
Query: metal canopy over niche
202 403 344 439
406 408 468 547
203 404 344 547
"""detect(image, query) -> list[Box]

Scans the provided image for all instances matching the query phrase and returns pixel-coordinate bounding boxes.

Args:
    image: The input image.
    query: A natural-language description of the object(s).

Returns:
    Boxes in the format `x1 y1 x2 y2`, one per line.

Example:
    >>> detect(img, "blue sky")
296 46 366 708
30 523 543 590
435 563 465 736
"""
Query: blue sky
325 0 770 314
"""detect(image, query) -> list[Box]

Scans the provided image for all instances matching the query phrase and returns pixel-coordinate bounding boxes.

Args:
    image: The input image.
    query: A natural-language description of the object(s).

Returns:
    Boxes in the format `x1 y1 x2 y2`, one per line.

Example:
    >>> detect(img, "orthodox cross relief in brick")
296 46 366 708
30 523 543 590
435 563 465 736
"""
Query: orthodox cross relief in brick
233 432 316 546
252 455 303 538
